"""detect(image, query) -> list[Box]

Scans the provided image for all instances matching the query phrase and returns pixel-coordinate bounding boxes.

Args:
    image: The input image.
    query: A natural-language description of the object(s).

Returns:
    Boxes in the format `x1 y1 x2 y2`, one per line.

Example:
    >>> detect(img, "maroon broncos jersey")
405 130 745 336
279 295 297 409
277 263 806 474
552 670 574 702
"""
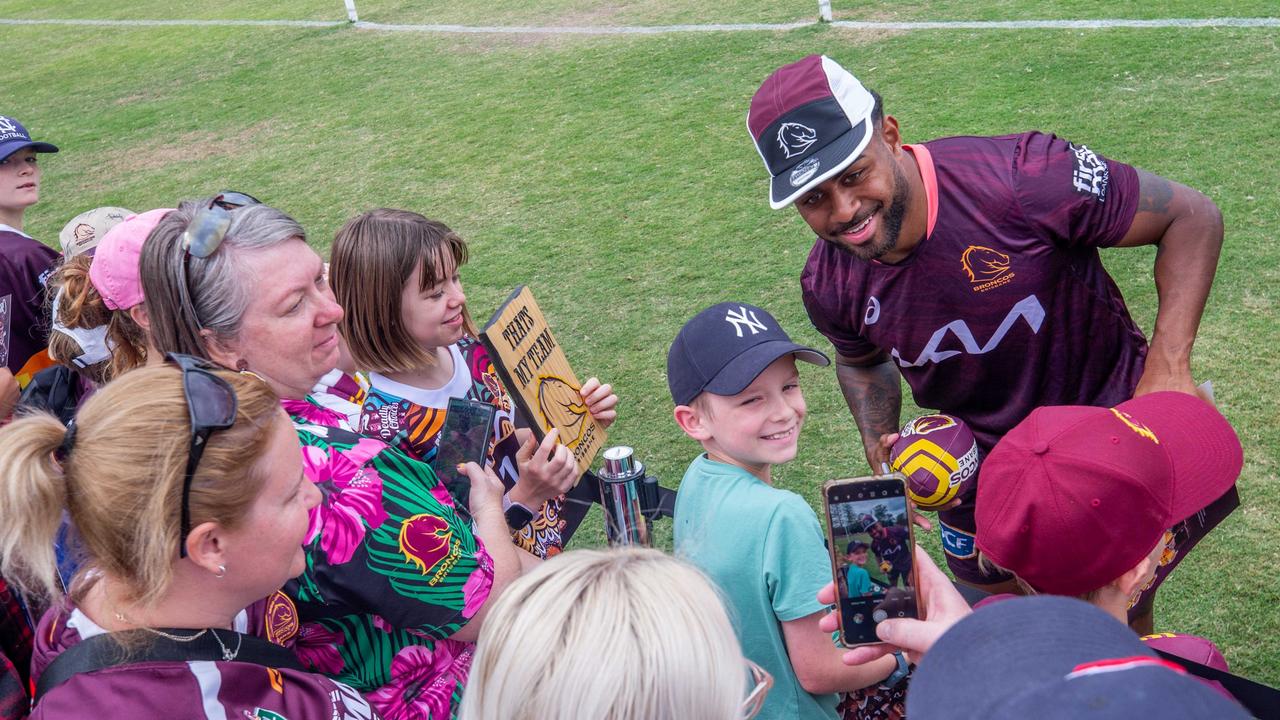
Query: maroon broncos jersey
803 132 1147 452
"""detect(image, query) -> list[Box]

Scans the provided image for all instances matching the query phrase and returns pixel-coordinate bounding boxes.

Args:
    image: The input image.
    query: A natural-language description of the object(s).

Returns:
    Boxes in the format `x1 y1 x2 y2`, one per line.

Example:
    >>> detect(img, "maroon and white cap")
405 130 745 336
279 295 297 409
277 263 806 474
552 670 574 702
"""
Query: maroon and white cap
748 55 876 209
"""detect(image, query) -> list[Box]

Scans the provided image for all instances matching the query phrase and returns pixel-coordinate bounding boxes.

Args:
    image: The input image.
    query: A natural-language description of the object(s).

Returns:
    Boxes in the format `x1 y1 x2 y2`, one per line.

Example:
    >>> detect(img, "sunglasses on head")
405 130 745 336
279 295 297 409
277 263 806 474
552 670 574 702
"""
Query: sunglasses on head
179 191 262 259
166 352 239 558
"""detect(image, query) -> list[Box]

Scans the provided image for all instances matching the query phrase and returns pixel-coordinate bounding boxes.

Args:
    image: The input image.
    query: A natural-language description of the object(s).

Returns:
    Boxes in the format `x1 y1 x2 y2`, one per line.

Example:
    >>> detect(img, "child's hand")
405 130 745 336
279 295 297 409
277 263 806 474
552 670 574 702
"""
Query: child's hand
463 461 506 519
578 377 618 429
511 427 578 508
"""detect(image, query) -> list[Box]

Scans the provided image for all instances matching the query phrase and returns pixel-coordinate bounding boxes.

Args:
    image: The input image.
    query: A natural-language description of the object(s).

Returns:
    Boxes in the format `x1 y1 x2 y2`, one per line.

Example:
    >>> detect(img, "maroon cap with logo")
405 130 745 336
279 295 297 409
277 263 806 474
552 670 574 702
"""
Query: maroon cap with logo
975 392 1242 596
747 55 876 209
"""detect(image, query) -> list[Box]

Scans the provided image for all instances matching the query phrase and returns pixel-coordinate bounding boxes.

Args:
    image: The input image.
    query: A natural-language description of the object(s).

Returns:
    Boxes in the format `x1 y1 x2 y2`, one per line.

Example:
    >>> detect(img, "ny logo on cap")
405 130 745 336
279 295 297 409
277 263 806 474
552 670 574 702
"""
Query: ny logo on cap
725 306 768 337
0 117 17 135
777 122 817 159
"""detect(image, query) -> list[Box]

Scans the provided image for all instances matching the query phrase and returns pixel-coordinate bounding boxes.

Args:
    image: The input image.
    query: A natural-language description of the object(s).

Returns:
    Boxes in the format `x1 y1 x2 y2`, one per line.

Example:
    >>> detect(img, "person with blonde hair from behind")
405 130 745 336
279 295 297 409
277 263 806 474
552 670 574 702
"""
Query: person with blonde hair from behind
462 548 769 720
0 360 379 718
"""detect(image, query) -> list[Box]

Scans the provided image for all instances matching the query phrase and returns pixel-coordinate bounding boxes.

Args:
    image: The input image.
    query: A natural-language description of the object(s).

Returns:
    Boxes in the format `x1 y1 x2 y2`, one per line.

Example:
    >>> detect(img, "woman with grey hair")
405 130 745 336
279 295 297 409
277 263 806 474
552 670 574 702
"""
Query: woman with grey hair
138 197 529 720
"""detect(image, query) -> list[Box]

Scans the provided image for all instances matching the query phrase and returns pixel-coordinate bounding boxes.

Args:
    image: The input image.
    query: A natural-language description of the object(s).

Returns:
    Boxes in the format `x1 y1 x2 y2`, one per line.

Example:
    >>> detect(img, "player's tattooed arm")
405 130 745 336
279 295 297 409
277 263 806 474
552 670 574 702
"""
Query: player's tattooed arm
835 350 902 472
1114 168 1224 399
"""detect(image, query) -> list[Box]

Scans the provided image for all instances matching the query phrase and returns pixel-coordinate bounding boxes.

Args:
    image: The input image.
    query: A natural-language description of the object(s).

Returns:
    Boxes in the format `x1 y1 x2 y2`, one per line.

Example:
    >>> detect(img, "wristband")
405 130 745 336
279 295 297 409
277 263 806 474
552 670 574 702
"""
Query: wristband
883 651 910 689
503 499 535 530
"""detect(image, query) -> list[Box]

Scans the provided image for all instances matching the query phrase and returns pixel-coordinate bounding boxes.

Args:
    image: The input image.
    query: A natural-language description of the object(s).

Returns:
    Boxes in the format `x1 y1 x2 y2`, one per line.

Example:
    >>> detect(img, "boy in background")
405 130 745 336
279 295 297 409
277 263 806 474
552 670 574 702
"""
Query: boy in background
670 302 903 720
844 542 874 597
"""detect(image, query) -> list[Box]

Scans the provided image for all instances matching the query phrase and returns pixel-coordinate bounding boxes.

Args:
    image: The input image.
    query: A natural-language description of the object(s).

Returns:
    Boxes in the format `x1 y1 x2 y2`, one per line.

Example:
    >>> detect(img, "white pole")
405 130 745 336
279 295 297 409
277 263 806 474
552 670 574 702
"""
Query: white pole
818 0 832 22
343 0 359 23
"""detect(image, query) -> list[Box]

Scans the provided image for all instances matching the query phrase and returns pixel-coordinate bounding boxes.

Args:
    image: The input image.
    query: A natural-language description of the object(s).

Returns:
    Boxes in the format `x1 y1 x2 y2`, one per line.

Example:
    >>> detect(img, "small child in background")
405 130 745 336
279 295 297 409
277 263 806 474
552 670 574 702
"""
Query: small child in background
328 208 617 557
844 542 874 597
0 115 60 419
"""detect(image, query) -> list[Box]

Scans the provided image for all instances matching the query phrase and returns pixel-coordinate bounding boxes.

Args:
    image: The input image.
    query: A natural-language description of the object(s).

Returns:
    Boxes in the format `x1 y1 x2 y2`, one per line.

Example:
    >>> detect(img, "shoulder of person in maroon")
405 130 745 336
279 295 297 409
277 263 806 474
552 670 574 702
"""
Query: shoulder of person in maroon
802 131 1147 449
0 230 60 374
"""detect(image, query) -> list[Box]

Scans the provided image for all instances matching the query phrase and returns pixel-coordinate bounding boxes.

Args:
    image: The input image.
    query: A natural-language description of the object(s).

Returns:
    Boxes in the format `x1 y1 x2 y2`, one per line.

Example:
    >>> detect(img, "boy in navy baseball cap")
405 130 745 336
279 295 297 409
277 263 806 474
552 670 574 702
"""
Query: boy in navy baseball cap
669 302 908 719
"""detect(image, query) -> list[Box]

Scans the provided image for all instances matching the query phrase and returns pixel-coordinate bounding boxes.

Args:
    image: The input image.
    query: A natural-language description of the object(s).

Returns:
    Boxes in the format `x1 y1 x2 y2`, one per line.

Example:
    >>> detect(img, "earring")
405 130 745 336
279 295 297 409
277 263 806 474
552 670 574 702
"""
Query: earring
235 359 249 372
215 564 227 579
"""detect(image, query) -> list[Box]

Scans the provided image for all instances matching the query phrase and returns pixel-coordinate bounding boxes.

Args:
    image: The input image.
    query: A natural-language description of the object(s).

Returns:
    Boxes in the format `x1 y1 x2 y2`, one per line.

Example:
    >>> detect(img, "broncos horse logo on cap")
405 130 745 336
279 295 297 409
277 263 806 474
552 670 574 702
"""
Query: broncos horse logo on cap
777 122 818 159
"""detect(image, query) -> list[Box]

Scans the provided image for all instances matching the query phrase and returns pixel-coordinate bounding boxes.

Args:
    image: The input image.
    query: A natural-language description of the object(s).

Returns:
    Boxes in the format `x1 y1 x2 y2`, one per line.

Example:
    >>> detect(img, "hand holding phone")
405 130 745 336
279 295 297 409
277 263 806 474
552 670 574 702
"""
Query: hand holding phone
822 473 922 647
434 398 497 513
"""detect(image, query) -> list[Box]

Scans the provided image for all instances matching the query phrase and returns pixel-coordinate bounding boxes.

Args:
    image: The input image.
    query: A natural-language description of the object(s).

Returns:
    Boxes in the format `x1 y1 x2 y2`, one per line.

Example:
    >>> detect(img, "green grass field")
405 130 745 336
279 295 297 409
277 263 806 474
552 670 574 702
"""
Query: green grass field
4 0 1278 683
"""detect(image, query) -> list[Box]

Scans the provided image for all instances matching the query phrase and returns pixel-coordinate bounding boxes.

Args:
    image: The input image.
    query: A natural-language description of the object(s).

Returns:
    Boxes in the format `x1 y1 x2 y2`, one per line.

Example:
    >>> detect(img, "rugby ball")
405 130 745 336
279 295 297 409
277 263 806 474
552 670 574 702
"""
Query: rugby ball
889 414 979 509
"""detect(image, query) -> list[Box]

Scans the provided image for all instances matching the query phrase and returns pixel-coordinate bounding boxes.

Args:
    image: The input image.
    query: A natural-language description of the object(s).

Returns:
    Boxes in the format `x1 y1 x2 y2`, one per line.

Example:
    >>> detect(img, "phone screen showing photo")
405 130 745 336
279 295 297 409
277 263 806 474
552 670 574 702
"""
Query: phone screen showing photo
434 398 497 515
825 477 919 646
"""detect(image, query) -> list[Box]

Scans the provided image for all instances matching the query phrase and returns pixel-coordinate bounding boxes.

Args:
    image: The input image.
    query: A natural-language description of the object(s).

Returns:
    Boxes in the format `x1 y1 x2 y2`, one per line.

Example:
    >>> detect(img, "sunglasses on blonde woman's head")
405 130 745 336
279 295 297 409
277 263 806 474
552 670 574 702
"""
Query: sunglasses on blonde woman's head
166 352 238 558
742 659 773 719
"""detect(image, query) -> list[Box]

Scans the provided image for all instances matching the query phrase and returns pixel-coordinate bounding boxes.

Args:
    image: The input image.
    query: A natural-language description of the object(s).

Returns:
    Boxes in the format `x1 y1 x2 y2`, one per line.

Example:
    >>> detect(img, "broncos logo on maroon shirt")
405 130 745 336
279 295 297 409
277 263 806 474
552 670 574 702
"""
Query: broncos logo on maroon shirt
960 245 1012 284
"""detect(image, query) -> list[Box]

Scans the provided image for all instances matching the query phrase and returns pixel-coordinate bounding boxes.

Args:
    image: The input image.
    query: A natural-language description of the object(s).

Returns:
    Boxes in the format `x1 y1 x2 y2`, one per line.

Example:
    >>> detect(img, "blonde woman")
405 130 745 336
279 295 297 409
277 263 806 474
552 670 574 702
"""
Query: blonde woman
461 548 771 720
0 360 379 718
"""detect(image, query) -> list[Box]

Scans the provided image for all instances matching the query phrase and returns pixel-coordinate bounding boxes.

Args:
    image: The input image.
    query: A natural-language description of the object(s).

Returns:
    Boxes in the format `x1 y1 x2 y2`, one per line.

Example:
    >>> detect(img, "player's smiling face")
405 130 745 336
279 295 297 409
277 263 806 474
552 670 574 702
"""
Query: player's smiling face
794 120 916 263
697 355 806 479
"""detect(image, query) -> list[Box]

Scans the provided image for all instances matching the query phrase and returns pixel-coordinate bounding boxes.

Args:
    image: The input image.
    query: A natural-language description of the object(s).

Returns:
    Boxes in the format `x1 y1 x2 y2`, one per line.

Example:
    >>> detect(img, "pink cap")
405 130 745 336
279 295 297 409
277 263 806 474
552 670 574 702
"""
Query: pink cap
88 208 173 310
975 392 1242 596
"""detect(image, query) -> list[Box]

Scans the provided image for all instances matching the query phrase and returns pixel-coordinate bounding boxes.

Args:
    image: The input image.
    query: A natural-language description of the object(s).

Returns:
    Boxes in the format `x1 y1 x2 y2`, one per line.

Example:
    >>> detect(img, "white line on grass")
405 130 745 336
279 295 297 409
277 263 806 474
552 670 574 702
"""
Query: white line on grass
0 16 1276 34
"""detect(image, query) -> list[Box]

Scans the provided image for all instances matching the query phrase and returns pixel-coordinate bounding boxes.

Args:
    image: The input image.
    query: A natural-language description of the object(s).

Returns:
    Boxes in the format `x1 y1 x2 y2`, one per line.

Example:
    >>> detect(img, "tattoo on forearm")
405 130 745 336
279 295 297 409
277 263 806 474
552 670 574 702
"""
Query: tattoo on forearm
838 363 902 441
1137 170 1175 215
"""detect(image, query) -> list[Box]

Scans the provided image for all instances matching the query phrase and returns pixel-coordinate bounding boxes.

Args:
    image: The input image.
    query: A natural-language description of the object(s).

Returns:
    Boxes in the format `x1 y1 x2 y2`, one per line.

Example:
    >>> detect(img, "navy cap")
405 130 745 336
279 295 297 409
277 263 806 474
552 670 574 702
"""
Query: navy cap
0 115 59 162
908 596 1249 719
667 302 829 406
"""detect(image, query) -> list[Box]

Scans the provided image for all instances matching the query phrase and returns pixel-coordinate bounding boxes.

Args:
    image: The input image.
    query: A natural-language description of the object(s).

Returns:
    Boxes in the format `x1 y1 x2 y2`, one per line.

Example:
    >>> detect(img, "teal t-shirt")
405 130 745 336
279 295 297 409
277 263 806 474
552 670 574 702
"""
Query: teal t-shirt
846 564 874 596
673 455 839 720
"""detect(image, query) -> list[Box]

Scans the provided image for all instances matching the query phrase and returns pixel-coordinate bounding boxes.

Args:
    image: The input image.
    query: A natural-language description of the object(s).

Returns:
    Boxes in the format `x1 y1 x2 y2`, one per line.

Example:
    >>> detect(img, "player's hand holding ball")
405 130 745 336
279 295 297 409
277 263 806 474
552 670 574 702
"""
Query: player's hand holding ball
889 414 979 510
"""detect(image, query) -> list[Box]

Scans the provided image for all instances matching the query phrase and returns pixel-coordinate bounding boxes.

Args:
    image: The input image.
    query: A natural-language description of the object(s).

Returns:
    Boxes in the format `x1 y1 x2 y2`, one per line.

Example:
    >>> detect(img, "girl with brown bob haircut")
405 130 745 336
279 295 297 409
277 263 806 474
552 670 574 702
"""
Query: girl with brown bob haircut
329 208 619 558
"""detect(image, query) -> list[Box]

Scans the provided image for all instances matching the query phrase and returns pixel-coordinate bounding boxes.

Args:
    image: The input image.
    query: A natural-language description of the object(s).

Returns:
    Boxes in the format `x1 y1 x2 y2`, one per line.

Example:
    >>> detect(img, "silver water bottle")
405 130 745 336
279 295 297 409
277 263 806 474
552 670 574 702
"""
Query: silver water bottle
596 446 653 547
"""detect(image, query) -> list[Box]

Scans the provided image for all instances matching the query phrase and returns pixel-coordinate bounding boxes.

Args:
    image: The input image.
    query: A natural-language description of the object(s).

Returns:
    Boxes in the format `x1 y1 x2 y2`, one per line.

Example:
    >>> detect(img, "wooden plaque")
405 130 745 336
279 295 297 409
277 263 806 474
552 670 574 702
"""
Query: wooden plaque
479 286 607 476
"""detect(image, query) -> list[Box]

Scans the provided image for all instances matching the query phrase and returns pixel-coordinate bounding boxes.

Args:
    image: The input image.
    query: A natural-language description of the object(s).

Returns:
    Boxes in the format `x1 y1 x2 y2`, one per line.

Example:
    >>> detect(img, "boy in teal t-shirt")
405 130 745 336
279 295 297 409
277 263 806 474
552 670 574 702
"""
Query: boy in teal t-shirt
668 303 900 720
843 542 875 597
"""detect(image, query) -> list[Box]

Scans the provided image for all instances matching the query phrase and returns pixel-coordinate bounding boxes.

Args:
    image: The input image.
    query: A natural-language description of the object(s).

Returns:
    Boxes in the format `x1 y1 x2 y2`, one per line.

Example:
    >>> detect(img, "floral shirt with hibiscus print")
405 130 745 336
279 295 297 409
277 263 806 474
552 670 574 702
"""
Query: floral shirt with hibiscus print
283 396 493 720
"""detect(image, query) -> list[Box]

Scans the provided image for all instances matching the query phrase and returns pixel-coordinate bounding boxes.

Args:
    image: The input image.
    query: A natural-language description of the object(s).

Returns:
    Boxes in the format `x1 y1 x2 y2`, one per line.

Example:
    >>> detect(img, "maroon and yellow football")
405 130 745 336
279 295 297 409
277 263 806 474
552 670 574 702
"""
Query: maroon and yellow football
889 414 980 509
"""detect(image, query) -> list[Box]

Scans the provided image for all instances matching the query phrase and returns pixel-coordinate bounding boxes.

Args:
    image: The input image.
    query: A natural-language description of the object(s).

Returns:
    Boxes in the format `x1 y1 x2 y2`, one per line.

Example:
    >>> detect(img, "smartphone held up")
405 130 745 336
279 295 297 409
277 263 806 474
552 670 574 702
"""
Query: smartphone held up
823 474 921 646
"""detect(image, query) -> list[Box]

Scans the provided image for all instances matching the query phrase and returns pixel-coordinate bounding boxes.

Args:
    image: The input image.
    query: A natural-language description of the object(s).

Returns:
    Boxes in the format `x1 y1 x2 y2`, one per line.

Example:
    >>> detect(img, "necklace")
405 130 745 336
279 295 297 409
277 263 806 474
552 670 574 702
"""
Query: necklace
209 628 242 661
142 626 208 643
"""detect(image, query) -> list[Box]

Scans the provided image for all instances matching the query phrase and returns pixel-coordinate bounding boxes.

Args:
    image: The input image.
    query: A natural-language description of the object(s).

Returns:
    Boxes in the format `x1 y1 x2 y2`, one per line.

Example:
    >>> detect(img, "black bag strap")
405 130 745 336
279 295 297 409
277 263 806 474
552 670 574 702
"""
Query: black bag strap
1153 649 1280 720
35 628 305 702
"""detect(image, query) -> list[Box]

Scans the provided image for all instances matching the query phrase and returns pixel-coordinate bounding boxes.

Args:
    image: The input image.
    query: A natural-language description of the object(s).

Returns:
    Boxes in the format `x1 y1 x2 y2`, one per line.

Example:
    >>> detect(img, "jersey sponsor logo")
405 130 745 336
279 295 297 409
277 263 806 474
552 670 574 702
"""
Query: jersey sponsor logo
961 245 1016 292
724 305 768 337
891 294 1045 368
777 122 818 159
939 520 977 559
864 296 881 325
1070 143 1109 202
250 708 288 719
789 156 821 187
1109 407 1160 444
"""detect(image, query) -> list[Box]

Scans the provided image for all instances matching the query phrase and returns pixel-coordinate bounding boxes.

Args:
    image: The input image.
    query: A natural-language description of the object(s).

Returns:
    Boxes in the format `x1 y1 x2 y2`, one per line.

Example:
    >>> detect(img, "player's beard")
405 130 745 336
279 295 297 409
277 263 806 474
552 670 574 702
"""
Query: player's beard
833 161 910 262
